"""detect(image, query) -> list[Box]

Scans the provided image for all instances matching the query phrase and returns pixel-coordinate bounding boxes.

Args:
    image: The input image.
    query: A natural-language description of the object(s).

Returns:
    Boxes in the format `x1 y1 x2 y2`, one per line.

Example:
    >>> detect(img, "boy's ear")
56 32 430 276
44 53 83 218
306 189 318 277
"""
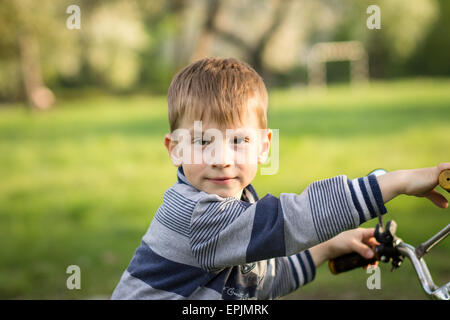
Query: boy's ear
164 133 181 167
164 133 172 153
258 129 272 164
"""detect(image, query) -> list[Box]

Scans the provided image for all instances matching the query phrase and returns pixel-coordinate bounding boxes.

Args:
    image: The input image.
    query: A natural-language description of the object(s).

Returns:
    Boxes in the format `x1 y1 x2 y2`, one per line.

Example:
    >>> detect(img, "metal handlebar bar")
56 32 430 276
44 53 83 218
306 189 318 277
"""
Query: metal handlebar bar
328 169 450 299
396 241 449 300
376 169 449 299
328 222 450 299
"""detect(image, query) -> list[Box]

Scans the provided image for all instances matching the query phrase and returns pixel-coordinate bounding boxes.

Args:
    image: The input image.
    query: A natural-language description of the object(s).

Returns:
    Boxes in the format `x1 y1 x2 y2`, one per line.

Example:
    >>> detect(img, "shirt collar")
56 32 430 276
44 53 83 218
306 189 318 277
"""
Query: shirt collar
176 166 191 185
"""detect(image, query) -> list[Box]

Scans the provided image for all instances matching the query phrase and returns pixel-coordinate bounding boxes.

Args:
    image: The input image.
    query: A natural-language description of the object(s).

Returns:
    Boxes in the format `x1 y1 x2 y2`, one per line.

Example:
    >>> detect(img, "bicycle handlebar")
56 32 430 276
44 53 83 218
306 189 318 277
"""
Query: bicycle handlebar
328 237 449 299
395 242 449 300
328 243 392 275
439 169 450 192
328 250 377 275
328 169 450 299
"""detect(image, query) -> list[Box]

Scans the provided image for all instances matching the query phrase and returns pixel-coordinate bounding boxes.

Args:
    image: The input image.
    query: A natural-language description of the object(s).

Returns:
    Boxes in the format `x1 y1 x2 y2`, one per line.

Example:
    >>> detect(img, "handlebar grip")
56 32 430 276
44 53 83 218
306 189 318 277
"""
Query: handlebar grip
439 169 450 192
329 251 377 275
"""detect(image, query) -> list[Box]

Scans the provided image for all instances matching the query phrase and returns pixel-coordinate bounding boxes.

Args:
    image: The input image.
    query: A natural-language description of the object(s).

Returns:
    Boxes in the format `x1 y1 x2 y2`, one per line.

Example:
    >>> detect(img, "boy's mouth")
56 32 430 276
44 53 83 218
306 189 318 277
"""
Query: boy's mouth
206 177 237 185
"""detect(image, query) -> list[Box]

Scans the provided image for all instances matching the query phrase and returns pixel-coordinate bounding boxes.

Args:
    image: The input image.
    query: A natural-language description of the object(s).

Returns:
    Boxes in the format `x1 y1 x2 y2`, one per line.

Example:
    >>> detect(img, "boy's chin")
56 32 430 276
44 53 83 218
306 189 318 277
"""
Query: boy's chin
210 190 237 198
204 187 241 199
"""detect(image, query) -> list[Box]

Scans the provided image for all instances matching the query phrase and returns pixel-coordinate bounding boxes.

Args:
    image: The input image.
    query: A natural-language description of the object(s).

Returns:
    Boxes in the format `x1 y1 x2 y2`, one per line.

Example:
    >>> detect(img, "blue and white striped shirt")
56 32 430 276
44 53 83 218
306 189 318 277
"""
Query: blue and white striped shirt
112 167 386 300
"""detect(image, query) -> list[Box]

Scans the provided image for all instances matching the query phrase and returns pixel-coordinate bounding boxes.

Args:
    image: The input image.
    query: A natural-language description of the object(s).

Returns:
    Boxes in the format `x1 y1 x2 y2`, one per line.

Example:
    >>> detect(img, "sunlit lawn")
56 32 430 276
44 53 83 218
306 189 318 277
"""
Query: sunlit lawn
0 78 449 299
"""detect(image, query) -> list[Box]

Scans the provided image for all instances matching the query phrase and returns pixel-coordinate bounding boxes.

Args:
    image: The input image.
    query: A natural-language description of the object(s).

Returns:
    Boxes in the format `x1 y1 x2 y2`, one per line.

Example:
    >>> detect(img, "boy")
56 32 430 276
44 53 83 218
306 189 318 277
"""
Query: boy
112 57 449 300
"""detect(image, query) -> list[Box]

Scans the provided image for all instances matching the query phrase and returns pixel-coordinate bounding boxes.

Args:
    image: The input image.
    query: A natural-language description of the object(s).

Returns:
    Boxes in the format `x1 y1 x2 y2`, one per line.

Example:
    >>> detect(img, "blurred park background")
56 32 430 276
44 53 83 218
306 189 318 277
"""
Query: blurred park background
0 0 449 299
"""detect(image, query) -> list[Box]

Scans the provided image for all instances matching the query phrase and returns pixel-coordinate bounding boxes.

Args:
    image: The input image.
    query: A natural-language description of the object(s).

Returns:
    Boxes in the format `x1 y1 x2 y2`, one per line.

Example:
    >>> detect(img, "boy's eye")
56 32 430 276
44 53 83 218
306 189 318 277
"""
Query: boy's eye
193 138 211 146
232 137 250 144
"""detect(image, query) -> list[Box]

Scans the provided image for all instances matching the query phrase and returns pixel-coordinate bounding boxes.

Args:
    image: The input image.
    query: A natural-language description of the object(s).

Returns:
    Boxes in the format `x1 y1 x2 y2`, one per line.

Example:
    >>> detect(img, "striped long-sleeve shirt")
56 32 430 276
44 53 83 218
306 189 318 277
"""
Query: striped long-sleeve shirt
111 167 387 300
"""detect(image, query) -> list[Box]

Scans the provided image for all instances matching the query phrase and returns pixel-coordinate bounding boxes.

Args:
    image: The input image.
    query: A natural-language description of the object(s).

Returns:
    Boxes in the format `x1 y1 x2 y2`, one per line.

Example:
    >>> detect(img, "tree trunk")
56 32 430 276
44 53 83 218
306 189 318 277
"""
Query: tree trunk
248 0 293 77
18 32 54 109
168 0 189 70
190 0 223 62
192 0 293 77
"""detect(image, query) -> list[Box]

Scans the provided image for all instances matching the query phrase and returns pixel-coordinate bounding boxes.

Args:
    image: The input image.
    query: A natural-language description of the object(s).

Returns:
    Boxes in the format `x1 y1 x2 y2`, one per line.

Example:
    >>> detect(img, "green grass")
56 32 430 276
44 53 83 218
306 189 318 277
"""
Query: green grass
0 78 449 299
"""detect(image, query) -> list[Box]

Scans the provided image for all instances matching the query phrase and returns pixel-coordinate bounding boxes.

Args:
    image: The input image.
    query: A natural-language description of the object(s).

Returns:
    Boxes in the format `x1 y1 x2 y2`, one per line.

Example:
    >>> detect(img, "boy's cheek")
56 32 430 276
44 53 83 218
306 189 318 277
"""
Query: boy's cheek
168 142 200 165
182 164 206 184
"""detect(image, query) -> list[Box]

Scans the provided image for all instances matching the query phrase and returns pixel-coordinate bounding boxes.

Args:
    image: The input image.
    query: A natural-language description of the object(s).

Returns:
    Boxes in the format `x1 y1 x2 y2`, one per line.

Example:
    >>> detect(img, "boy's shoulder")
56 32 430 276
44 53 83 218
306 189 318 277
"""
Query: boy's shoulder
165 181 213 205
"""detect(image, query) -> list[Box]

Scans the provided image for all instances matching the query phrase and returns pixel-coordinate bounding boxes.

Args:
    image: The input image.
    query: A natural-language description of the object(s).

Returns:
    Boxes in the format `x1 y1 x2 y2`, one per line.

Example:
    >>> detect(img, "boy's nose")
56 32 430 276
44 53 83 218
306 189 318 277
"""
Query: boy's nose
208 143 234 168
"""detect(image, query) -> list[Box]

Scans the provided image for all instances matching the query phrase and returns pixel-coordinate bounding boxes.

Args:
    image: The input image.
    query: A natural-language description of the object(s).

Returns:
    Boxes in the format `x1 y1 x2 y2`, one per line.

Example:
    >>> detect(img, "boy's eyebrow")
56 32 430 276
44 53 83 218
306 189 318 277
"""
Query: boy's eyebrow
188 127 203 137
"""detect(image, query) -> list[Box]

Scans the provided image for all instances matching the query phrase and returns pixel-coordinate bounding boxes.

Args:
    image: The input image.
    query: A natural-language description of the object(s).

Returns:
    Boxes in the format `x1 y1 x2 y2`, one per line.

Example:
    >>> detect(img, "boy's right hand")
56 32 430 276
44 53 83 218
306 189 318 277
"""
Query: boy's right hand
309 228 378 268
376 162 450 208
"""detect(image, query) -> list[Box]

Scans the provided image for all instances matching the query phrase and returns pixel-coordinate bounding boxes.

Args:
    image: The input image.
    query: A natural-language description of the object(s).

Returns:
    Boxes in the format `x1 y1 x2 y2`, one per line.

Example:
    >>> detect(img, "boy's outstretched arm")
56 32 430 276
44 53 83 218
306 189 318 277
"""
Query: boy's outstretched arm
187 163 448 271
189 172 385 271
376 163 450 208
309 163 450 268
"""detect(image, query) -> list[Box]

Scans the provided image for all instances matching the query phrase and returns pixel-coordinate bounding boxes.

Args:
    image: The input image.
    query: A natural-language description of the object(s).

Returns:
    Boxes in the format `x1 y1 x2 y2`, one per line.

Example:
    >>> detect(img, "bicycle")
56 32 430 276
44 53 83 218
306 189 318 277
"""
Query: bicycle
328 169 450 300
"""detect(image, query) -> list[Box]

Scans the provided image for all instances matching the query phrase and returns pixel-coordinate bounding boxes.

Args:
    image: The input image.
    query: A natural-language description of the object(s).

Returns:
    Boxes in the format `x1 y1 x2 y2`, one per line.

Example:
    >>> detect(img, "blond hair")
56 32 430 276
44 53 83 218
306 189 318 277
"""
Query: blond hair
167 57 268 132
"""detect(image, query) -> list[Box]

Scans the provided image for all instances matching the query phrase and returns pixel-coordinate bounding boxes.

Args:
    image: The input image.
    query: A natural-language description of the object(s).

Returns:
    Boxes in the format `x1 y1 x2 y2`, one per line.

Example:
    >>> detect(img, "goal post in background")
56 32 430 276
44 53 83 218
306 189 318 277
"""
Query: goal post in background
307 41 369 88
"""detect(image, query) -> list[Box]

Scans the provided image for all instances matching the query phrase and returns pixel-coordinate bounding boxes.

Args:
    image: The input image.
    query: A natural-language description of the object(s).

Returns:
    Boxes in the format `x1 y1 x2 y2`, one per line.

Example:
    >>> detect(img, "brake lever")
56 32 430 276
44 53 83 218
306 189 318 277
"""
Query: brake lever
374 220 403 271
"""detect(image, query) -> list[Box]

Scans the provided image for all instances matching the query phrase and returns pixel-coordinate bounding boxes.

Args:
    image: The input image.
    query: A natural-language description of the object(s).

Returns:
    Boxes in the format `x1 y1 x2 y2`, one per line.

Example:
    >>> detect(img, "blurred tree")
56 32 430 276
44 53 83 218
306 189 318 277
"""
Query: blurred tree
82 1 148 91
0 0 60 108
0 0 151 103
0 0 446 104
189 0 293 78
326 0 438 78
137 0 190 93
407 0 450 76
186 0 439 82
190 0 222 62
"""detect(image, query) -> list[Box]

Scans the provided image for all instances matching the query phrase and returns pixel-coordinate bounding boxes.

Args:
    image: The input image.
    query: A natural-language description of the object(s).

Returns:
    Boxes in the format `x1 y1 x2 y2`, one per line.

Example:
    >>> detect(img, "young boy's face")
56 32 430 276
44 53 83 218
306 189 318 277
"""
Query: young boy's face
165 110 271 199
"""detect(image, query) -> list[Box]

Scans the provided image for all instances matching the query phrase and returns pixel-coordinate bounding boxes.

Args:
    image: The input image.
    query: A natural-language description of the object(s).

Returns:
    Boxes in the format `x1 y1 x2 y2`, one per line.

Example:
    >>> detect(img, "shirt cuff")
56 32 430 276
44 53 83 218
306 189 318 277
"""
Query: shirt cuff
347 174 387 224
287 250 316 289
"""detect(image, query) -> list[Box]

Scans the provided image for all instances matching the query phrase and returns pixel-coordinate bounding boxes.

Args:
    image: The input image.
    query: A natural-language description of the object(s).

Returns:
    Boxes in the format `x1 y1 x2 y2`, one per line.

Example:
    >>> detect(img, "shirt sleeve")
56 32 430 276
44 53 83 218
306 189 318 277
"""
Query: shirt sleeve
190 174 387 271
258 251 316 299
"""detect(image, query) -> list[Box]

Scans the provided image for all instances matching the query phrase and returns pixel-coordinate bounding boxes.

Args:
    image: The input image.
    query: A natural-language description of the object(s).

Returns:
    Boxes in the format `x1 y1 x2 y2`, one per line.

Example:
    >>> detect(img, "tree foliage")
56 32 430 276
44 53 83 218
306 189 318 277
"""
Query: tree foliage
0 0 447 104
